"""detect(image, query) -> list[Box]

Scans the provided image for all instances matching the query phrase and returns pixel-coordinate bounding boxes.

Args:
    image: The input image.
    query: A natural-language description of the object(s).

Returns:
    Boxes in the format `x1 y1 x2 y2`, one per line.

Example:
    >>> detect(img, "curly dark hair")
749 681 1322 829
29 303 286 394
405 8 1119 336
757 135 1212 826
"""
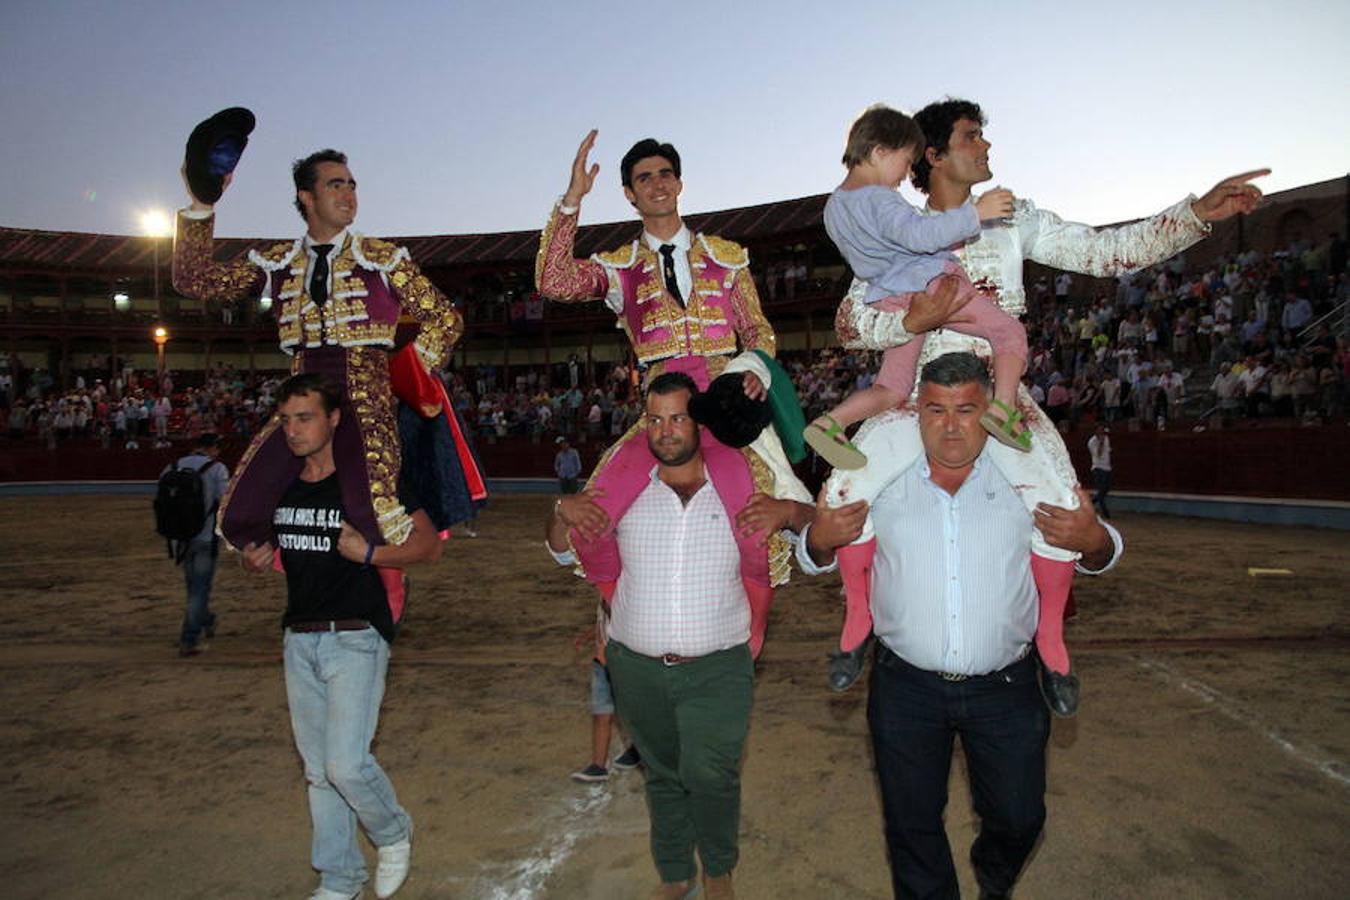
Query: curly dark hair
620 139 681 188
291 149 348 220
911 99 985 195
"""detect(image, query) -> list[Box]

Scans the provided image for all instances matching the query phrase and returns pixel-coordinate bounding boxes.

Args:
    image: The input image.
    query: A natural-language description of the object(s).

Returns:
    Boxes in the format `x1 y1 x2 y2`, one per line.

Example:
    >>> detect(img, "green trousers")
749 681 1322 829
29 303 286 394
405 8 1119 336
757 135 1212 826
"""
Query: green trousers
606 640 754 882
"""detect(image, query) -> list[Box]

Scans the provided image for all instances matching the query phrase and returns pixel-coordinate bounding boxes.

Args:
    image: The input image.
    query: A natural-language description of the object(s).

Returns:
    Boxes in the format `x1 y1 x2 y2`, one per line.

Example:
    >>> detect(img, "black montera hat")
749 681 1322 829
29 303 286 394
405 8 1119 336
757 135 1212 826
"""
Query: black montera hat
689 371 772 449
184 107 256 204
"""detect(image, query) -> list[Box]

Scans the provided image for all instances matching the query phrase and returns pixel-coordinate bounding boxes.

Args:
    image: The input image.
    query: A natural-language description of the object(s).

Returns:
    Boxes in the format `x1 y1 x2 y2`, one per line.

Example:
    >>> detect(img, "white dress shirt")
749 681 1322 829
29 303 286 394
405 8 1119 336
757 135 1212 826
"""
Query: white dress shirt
608 466 749 657
303 229 350 299
1088 434 1112 471
642 224 693 306
798 448 1123 676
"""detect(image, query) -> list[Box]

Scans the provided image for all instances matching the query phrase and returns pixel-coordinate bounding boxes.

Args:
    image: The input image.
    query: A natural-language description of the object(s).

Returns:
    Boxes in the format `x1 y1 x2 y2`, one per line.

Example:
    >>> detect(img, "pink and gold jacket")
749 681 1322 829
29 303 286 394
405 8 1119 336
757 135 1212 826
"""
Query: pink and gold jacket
534 203 775 382
535 203 794 588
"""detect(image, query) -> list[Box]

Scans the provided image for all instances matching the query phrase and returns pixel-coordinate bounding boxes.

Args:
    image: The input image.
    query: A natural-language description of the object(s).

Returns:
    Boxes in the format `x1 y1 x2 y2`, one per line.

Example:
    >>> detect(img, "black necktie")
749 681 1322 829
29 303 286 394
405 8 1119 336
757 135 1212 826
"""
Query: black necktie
659 244 684 306
310 244 333 306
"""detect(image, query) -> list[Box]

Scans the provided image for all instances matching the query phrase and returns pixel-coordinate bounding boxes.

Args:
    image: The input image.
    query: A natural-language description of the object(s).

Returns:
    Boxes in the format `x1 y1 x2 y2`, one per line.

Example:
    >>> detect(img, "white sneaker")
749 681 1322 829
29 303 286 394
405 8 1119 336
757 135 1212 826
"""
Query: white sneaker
374 837 411 898
308 888 360 900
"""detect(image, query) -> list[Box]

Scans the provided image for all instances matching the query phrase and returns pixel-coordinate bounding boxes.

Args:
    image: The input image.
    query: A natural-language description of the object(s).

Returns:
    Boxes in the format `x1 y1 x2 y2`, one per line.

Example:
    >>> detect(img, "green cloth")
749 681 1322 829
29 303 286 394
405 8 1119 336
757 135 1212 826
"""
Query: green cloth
607 641 753 882
754 349 808 463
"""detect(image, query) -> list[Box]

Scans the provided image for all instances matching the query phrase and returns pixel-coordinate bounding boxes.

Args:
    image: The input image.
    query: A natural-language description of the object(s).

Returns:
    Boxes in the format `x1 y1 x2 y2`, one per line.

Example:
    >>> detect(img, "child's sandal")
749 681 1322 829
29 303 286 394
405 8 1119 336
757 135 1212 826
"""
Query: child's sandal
803 415 868 470
980 399 1033 452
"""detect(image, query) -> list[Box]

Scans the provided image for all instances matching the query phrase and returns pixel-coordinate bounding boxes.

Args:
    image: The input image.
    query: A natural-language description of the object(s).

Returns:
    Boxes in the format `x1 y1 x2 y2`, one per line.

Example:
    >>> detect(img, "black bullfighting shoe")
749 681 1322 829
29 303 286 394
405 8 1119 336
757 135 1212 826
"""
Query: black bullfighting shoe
827 636 872 693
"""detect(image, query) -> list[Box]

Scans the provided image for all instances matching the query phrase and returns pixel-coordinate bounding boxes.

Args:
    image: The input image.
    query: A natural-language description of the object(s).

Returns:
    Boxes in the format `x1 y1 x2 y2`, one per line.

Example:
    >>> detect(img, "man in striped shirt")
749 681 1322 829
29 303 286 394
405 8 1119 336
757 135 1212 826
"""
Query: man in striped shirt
547 371 811 900
801 352 1122 900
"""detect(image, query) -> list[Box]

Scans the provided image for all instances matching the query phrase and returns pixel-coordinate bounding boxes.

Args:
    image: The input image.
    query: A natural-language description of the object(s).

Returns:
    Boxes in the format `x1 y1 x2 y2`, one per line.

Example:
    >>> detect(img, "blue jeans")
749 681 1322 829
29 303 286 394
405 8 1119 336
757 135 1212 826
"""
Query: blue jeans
179 539 218 647
589 659 616 715
868 646 1050 899
284 628 412 895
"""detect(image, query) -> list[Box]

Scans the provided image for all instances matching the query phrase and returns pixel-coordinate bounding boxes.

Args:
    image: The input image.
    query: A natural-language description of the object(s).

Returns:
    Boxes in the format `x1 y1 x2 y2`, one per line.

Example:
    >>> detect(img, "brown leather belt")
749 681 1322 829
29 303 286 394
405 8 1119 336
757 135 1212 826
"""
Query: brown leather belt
288 619 370 633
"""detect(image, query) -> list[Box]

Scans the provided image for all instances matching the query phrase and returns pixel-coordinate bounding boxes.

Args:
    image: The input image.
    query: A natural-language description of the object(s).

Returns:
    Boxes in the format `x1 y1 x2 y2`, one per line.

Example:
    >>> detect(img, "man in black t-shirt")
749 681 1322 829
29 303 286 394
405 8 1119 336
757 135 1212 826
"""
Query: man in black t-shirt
242 373 441 900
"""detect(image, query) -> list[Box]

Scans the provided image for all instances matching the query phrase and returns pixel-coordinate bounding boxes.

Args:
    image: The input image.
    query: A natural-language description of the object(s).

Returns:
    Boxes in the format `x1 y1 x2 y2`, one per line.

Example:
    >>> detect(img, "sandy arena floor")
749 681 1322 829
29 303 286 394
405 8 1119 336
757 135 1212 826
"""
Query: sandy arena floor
1 494 1346 899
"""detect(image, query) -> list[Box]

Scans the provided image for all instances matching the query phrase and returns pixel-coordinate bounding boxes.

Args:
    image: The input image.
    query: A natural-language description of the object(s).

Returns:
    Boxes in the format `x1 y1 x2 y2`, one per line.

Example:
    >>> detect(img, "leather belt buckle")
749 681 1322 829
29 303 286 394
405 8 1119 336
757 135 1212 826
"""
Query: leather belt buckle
938 671 970 682
661 653 689 666
289 619 368 634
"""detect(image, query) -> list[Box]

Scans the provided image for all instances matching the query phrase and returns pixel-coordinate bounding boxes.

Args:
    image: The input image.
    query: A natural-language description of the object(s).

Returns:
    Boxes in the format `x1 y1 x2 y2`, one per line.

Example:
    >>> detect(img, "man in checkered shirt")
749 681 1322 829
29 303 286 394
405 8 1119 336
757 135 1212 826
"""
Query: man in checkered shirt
546 371 812 900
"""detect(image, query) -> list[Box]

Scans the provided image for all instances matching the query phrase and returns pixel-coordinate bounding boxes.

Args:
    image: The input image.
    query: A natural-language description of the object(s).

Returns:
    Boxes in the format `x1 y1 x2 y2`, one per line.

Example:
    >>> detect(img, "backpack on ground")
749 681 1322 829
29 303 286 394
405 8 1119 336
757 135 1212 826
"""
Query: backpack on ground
154 459 220 555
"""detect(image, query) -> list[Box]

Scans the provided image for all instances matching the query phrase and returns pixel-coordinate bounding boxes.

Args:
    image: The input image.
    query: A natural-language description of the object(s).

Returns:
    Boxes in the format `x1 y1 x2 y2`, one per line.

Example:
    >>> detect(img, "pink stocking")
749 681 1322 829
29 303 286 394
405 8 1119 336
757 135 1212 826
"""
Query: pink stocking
378 568 406 623
837 538 876 652
1030 554 1075 674
745 581 774 659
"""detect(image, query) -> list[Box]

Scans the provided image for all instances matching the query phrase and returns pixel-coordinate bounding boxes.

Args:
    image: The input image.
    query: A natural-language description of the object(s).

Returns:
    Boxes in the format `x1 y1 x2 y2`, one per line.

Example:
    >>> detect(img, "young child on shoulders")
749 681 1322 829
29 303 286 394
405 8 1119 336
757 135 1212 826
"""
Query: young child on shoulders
807 106 1081 719
804 103 1031 470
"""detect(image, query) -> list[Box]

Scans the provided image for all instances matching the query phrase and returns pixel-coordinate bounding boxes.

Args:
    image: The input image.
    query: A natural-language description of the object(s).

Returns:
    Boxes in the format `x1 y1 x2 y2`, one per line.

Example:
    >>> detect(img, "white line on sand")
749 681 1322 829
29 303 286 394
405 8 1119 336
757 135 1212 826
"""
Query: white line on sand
467 784 614 899
1138 657 1350 788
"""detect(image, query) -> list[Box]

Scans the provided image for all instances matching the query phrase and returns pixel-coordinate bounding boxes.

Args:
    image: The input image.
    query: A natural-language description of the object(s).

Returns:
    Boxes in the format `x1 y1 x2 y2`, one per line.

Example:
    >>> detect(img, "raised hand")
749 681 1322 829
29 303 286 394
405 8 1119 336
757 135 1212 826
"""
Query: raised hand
563 129 601 209
1192 169 1270 222
181 162 231 212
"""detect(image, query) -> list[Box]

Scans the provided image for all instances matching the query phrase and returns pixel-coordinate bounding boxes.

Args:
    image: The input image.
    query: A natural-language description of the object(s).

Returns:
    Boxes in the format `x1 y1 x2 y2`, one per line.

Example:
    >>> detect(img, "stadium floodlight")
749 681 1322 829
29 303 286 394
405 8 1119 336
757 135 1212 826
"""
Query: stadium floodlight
139 209 171 238
153 326 170 383
140 209 171 317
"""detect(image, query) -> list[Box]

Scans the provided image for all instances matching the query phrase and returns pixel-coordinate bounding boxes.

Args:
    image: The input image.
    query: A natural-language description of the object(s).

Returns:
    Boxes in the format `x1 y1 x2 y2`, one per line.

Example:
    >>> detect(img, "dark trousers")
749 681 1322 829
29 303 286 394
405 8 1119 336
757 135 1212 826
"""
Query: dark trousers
607 640 753 883
868 645 1050 899
1091 467 1112 519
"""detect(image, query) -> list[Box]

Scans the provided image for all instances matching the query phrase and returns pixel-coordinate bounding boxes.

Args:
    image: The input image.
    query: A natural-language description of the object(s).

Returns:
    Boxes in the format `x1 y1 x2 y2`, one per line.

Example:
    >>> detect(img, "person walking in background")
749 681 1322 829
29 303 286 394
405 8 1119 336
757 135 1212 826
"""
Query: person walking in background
162 432 229 657
1088 422 1112 519
554 436 582 494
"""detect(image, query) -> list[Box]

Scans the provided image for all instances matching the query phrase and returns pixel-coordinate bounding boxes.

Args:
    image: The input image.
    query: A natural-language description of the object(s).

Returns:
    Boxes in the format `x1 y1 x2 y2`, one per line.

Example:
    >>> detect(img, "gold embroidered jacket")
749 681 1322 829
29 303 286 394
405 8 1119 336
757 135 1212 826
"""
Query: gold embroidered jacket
534 203 775 371
171 211 463 370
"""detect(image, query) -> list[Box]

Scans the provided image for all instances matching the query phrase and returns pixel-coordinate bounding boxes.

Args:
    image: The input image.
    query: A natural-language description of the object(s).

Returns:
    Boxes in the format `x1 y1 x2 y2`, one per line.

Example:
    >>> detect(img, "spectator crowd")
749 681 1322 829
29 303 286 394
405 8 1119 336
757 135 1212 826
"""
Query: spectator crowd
3 358 283 450
3 234 1346 455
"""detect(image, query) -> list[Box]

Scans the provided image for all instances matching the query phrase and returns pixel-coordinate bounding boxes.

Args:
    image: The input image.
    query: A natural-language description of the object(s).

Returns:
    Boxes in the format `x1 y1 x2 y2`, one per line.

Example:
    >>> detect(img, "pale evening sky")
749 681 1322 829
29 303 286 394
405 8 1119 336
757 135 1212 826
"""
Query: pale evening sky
1 0 1346 241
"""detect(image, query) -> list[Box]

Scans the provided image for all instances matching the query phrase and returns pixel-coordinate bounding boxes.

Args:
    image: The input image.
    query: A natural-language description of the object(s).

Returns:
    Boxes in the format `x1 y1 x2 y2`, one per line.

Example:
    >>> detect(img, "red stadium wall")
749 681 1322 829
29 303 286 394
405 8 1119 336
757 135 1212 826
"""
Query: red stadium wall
0 433 607 486
3 425 1348 502
1063 425 1350 501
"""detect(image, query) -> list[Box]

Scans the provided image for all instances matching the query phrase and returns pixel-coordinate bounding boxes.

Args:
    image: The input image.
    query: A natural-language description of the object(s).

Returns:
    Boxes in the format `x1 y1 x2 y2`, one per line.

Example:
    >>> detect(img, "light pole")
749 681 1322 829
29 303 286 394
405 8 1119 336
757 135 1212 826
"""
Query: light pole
153 326 169 388
140 210 171 319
